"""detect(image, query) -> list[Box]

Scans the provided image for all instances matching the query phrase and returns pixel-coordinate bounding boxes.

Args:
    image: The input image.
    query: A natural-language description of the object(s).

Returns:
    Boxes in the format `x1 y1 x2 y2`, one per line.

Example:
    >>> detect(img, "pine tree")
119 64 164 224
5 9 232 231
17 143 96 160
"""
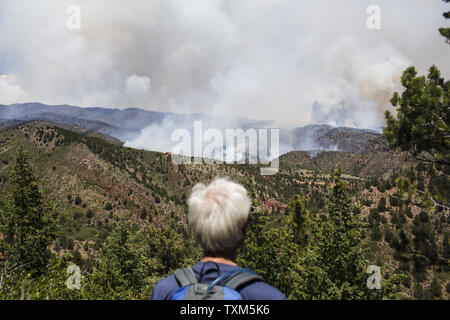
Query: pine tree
87 220 143 299
439 0 450 43
238 209 298 297
383 65 449 165
371 225 383 241
0 146 56 275
428 276 442 299
286 194 310 247
290 169 368 299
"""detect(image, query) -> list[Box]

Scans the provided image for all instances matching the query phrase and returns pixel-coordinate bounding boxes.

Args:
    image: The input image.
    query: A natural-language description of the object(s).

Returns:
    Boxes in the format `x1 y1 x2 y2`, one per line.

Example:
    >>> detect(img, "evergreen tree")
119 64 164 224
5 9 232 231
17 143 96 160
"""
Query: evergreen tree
439 0 450 43
383 65 450 165
428 276 442 299
378 197 387 212
414 283 426 299
145 221 198 275
286 194 311 247
0 146 56 275
238 209 298 297
443 234 450 260
290 169 368 299
371 225 383 241
87 220 144 299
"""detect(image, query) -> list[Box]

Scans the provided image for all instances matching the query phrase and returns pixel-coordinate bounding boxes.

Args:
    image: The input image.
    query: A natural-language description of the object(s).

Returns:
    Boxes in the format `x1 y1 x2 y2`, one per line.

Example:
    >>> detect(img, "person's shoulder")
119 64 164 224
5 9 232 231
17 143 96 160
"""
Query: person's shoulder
150 274 179 300
240 280 287 300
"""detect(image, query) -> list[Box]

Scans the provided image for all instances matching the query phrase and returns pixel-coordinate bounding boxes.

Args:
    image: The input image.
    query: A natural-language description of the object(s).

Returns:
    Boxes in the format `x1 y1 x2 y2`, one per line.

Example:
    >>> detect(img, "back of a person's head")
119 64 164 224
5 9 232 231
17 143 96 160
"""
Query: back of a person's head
188 177 251 253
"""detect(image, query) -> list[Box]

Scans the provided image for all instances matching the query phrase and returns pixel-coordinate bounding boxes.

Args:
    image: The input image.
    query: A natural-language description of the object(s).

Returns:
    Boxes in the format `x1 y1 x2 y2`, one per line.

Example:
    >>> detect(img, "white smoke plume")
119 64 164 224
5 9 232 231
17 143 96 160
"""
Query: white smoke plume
0 0 448 134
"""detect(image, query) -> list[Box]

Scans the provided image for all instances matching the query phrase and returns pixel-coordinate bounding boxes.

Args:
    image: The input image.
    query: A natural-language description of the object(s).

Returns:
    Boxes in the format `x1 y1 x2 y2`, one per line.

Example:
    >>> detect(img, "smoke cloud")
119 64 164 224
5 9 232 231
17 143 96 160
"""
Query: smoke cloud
0 0 448 131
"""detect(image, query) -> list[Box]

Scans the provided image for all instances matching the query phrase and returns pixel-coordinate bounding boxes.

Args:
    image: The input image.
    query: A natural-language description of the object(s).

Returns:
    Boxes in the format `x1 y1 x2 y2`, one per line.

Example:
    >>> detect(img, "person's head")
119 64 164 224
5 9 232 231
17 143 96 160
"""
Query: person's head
188 177 251 256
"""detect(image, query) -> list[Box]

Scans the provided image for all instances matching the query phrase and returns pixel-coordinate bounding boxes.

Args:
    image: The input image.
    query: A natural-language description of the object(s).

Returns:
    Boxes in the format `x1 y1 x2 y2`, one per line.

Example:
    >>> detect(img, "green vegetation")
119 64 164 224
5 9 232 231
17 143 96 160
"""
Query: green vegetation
0 124 448 300
290 170 369 299
383 65 449 166
439 0 450 43
0 146 57 276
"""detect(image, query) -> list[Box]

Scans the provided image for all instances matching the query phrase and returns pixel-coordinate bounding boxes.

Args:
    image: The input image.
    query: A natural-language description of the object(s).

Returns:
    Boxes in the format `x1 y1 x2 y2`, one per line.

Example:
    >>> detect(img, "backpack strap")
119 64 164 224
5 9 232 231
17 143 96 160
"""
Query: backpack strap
222 271 263 290
207 268 263 291
174 267 198 287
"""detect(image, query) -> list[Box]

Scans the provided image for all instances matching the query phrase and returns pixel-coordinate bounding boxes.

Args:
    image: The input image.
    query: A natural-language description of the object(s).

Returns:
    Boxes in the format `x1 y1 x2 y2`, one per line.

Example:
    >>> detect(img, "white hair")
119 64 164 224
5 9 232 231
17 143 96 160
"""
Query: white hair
188 177 251 253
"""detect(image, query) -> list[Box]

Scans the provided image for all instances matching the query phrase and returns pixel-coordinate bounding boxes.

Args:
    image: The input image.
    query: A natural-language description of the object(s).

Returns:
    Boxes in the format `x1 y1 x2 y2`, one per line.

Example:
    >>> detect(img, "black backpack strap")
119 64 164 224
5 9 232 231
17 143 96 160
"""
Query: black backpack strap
222 271 263 290
212 269 263 291
174 267 198 287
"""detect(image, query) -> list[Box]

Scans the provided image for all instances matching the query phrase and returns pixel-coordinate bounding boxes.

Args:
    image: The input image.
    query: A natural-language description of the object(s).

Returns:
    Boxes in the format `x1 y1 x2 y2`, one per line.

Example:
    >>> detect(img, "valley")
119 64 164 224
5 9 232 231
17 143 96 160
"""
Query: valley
0 120 448 299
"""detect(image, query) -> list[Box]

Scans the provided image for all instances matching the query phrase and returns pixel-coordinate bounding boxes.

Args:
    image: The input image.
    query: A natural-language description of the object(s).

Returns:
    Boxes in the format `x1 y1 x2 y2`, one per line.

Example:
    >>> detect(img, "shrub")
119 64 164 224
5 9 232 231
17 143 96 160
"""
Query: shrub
371 225 383 241
73 211 83 220
378 197 387 212
74 196 82 206
86 209 94 219
140 209 147 219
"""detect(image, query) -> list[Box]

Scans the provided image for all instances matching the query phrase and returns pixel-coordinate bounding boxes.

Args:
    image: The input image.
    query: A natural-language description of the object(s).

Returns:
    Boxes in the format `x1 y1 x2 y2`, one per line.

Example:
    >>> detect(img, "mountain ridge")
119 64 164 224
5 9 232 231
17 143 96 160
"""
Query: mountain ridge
0 103 387 154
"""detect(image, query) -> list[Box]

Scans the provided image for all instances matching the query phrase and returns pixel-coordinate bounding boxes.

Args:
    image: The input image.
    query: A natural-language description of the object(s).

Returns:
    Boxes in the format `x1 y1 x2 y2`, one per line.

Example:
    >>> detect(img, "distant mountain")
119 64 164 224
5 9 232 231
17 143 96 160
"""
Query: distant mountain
0 103 160 141
0 103 387 154
0 103 269 141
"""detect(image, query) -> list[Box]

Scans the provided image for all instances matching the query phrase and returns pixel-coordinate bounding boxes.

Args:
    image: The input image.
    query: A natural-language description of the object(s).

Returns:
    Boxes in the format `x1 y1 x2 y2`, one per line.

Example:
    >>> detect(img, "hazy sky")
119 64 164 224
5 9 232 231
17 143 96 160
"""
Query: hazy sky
0 0 448 129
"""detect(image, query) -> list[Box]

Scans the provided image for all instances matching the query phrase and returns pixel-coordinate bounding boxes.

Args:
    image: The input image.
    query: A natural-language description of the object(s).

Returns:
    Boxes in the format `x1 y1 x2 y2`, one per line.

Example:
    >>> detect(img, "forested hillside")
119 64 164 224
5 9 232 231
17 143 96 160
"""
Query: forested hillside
0 122 448 299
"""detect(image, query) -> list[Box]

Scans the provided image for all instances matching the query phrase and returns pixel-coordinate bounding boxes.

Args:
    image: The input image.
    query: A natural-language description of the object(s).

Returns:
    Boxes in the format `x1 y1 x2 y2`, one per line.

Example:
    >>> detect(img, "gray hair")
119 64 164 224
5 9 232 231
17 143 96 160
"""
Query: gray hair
188 177 251 253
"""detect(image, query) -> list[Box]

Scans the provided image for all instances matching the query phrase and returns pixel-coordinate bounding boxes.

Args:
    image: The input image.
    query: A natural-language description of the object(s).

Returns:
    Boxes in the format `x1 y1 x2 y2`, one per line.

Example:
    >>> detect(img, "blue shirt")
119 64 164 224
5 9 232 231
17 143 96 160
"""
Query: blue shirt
150 261 286 300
